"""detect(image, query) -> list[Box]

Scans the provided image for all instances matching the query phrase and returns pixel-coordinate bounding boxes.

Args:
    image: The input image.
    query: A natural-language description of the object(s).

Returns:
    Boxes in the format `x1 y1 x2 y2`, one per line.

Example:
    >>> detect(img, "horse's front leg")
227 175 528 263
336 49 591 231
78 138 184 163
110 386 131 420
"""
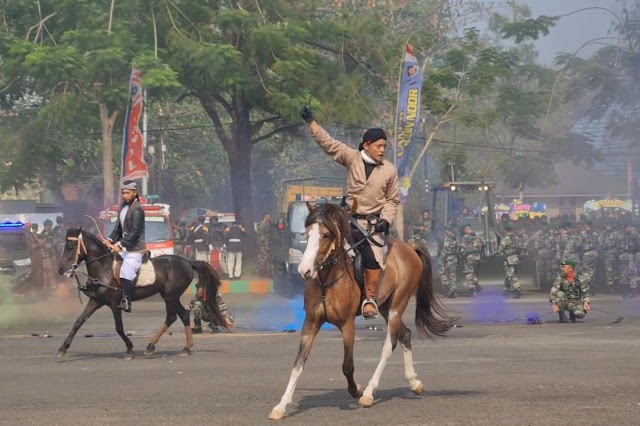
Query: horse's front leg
339 318 362 398
110 305 134 360
57 299 103 357
359 308 402 407
269 316 322 420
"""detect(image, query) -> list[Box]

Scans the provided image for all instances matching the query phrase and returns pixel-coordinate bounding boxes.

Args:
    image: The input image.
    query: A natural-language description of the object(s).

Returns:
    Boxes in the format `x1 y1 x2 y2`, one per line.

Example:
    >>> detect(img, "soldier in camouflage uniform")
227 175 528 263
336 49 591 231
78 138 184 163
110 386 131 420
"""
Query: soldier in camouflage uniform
39 220 58 289
51 216 66 258
549 259 590 323
533 221 555 291
439 225 459 298
498 223 521 298
599 222 619 294
617 223 637 298
409 210 432 250
256 212 273 278
459 223 484 294
562 222 581 264
190 283 235 333
579 221 599 293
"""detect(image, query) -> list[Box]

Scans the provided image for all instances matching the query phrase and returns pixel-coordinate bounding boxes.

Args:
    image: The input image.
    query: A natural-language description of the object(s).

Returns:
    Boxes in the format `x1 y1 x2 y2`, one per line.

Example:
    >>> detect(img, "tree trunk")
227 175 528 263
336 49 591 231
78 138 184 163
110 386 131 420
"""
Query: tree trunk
99 103 118 207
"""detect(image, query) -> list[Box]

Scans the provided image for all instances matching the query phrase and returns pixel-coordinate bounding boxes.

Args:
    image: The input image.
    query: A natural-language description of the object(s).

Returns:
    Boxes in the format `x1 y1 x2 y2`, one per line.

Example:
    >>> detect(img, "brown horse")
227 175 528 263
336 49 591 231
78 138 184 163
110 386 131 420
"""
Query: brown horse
269 202 455 420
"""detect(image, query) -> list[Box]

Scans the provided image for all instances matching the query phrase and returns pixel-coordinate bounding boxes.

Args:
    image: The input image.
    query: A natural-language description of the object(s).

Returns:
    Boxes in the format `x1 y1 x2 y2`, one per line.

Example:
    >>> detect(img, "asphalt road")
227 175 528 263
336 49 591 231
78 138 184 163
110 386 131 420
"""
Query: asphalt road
1 291 640 426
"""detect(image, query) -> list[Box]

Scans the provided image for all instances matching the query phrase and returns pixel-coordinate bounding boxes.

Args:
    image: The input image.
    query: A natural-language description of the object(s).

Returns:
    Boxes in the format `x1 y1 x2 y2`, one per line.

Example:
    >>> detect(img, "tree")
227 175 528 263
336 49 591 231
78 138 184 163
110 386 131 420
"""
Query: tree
0 0 179 206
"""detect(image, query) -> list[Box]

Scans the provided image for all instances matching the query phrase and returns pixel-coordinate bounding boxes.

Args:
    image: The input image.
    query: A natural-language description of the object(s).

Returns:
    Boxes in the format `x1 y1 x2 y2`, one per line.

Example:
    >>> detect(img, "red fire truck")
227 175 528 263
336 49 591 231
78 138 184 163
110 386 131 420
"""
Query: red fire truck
100 202 174 258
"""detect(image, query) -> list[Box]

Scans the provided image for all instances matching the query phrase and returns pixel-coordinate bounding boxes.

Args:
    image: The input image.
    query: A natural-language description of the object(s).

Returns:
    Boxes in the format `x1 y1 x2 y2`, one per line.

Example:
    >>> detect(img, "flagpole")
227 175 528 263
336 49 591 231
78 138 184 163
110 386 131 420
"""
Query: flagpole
394 43 409 240
142 89 149 196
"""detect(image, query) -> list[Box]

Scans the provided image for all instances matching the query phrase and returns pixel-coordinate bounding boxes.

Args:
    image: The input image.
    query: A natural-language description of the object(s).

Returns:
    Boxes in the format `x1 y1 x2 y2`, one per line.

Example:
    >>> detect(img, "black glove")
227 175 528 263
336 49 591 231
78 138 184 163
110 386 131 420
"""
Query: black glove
300 105 314 123
375 219 390 235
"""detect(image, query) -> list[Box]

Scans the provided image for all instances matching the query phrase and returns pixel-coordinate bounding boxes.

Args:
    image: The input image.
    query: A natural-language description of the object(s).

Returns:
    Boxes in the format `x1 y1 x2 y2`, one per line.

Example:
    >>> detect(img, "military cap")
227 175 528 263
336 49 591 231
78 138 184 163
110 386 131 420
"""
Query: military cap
561 259 577 267
461 223 472 229
444 224 455 231
44 219 53 227
502 223 513 231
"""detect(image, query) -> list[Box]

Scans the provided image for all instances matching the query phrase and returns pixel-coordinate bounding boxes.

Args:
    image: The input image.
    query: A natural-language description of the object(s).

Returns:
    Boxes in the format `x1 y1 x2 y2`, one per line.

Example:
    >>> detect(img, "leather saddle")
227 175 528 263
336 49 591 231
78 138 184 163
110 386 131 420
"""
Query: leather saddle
112 252 156 287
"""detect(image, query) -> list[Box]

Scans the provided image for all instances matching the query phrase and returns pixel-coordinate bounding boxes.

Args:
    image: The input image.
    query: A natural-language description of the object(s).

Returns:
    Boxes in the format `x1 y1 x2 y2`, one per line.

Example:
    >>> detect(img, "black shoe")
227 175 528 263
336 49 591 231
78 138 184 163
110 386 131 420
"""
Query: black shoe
513 288 522 299
569 311 576 323
558 311 570 323
446 287 457 299
192 326 203 334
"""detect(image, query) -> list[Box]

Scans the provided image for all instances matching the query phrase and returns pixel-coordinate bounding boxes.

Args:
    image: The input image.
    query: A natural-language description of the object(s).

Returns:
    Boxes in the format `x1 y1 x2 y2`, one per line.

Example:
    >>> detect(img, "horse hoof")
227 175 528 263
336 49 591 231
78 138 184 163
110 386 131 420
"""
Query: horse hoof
144 344 156 356
180 347 192 357
350 384 363 398
268 410 285 420
358 395 374 407
412 381 424 395
56 350 66 358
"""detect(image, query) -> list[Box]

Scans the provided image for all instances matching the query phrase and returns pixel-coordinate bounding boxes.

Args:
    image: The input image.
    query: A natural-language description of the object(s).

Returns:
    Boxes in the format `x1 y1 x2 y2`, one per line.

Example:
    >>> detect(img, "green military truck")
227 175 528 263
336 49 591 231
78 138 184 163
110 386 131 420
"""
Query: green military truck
270 177 346 297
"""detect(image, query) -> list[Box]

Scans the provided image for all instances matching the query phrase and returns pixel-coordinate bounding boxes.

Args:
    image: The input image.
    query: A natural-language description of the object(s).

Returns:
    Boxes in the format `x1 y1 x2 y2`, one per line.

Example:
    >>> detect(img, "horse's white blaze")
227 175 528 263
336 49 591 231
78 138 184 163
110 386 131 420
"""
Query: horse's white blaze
272 365 304 413
362 310 398 399
298 223 320 279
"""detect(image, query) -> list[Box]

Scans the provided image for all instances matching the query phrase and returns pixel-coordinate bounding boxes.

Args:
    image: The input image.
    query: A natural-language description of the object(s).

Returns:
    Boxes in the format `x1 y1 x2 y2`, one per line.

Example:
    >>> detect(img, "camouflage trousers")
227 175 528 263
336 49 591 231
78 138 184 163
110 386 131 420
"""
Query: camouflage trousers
603 251 617 287
619 254 636 289
463 254 480 290
555 291 586 318
580 250 599 286
503 261 520 290
257 246 273 278
192 294 233 327
439 256 458 290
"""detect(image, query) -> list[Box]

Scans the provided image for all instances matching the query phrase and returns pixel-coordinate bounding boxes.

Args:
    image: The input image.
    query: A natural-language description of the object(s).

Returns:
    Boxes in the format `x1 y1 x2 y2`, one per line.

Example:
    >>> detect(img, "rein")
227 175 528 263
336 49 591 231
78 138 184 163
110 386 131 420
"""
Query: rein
66 234 120 299
313 226 368 322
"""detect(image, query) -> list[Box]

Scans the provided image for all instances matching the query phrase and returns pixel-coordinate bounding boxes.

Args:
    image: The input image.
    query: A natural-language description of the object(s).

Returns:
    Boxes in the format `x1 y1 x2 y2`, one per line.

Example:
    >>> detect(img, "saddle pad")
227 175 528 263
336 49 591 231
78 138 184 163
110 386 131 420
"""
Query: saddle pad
136 261 156 287
112 258 157 287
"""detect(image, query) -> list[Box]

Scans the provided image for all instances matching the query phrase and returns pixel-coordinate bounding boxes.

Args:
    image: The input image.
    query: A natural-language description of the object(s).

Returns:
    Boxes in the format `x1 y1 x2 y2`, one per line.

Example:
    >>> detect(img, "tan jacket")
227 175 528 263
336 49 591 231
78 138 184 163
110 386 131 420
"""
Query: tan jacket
310 125 400 224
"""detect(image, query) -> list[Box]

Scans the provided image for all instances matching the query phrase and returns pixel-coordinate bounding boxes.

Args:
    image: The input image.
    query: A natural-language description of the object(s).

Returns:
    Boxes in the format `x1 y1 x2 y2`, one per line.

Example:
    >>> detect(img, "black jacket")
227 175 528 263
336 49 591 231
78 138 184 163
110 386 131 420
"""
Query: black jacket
188 224 210 252
225 224 245 252
109 199 146 251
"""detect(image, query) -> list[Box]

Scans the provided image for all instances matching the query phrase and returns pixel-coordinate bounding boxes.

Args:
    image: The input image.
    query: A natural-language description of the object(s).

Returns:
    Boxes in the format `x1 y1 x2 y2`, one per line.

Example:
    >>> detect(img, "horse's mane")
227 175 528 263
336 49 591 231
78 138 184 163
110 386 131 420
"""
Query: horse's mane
79 229 110 255
305 203 351 245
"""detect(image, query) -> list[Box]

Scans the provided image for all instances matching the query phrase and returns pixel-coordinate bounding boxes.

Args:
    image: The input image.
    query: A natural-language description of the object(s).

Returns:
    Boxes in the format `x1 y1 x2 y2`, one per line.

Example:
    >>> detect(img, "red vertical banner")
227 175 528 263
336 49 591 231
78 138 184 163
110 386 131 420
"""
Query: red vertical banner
121 67 148 181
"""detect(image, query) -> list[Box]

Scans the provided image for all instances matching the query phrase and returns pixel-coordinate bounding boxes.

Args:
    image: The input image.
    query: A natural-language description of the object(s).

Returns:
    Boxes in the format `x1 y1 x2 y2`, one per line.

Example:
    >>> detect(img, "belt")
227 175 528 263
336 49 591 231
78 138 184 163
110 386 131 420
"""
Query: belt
194 239 204 243
229 239 241 242
351 213 380 220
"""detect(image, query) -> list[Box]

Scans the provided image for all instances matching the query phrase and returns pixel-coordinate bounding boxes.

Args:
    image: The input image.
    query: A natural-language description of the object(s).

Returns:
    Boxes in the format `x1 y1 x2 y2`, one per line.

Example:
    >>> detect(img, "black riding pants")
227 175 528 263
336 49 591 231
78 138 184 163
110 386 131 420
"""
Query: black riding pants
352 227 380 270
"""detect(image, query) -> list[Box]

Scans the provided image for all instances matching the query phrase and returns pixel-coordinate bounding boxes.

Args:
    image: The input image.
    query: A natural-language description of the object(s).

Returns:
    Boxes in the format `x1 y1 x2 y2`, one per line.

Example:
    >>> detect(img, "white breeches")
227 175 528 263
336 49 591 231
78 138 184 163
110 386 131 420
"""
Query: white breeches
119 252 143 280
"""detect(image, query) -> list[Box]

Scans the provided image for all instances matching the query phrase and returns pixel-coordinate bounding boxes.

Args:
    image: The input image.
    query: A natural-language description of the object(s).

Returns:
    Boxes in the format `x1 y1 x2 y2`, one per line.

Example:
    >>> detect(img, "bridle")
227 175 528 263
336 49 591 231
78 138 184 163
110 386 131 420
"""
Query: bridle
65 233 114 274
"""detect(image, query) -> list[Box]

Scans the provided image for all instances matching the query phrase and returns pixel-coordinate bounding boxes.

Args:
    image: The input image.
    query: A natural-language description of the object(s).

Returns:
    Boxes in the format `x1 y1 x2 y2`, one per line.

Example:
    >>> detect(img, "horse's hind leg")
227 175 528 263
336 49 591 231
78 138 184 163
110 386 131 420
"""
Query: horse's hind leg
144 299 178 356
359 306 403 407
174 301 193 356
57 299 102 357
339 318 362 398
110 305 134 360
269 317 322 420
398 321 424 395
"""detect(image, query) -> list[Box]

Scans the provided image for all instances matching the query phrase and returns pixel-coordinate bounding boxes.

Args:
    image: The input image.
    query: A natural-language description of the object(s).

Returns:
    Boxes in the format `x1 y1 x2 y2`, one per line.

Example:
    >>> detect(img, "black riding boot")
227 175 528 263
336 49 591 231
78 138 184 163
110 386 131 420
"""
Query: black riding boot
513 288 522 299
558 311 570 323
192 318 203 334
119 279 134 313
569 311 576 323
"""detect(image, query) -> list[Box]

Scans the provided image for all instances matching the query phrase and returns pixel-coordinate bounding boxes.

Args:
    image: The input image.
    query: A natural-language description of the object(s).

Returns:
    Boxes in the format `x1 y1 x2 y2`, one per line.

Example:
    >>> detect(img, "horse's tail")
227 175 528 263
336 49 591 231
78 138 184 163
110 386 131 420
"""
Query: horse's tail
190 261 226 327
414 246 457 339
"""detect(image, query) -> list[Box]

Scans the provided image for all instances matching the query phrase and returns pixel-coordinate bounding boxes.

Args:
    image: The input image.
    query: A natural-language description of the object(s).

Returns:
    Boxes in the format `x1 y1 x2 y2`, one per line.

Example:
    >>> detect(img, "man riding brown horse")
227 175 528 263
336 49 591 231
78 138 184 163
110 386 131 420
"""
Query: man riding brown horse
300 105 399 319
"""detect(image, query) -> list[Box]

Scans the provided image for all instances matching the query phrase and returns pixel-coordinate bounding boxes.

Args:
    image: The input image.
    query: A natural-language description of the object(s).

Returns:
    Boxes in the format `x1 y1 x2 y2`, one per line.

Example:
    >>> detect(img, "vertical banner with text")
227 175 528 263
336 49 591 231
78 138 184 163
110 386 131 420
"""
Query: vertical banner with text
121 67 148 182
395 44 424 204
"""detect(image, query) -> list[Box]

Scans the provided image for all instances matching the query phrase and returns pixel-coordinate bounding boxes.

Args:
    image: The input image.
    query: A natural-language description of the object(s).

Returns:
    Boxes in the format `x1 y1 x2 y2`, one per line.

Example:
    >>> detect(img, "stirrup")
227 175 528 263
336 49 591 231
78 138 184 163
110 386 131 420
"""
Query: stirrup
119 297 132 313
361 299 379 320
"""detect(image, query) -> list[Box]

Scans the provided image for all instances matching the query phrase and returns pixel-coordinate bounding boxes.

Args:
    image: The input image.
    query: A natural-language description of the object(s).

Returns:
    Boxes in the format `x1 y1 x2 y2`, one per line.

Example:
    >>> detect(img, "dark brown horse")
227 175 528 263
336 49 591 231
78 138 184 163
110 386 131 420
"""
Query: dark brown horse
269 203 455 419
57 228 225 359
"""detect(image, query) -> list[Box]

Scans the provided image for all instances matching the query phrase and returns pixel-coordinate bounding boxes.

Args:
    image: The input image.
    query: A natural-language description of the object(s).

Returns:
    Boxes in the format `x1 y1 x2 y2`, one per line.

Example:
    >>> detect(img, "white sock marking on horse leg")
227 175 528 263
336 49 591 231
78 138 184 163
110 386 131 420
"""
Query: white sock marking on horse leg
272 365 303 414
363 310 397 399
298 224 319 278
401 342 421 390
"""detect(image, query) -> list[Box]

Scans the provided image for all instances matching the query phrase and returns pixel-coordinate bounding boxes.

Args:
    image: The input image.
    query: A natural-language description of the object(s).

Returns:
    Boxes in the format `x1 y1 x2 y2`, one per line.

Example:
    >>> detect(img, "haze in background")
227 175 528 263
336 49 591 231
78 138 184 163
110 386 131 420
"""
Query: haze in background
524 0 620 64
